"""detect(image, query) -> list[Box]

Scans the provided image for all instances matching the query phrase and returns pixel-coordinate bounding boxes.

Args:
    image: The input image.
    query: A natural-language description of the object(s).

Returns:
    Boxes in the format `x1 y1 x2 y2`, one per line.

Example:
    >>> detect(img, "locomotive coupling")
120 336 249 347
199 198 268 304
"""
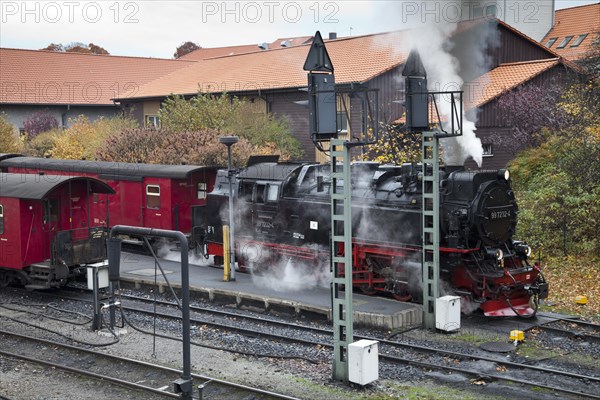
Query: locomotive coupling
524 281 549 299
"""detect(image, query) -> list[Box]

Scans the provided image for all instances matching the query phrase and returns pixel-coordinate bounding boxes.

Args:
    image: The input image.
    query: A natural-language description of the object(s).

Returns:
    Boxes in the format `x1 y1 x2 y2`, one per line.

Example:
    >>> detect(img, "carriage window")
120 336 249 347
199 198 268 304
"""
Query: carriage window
146 185 161 209
0 205 3 234
197 182 207 200
266 184 279 202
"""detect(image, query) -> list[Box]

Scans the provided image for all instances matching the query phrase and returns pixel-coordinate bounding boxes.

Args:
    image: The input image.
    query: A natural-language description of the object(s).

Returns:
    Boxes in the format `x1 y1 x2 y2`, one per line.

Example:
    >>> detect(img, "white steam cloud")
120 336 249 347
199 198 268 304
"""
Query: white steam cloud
239 241 331 292
389 1 501 167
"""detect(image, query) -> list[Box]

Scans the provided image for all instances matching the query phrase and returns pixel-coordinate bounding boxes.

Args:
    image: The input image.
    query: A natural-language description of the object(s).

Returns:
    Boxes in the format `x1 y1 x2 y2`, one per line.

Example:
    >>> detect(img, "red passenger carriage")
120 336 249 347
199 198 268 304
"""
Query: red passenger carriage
0 157 218 236
0 172 114 288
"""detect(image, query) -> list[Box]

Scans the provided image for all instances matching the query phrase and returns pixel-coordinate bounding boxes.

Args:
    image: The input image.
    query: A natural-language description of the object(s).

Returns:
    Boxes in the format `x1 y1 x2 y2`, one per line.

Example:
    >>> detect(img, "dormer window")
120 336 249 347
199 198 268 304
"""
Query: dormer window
571 34 588 47
545 37 558 48
557 36 574 49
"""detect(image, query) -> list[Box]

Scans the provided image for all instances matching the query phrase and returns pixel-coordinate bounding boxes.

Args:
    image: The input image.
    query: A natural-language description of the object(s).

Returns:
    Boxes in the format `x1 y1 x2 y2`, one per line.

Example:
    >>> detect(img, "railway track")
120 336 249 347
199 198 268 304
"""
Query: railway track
530 317 600 344
3 286 598 399
0 329 298 400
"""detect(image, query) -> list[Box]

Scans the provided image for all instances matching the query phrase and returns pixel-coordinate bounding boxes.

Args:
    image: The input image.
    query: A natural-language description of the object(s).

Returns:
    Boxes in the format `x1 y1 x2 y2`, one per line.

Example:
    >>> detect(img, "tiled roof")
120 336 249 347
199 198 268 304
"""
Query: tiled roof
179 44 263 60
0 48 194 105
466 58 562 108
542 3 600 60
117 31 409 100
179 36 314 60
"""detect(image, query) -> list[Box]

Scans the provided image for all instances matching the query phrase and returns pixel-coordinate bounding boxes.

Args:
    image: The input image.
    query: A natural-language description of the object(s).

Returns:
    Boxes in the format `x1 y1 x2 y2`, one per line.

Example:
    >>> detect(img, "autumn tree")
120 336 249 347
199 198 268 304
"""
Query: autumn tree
97 128 254 166
23 111 59 139
41 42 109 55
0 113 22 153
174 41 201 58
509 79 600 256
362 123 422 164
52 115 138 160
159 93 303 160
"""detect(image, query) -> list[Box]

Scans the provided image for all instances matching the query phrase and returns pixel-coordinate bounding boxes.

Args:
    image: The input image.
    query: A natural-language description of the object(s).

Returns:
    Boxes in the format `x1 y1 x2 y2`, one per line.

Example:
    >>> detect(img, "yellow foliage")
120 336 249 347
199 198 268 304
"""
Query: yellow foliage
0 113 23 153
51 115 138 160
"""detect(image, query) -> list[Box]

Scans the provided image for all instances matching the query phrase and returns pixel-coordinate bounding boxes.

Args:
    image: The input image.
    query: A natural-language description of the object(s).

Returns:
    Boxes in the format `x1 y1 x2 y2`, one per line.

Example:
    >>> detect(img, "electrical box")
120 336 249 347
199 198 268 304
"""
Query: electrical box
348 339 379 385
436 296 461 332
87 261 109 290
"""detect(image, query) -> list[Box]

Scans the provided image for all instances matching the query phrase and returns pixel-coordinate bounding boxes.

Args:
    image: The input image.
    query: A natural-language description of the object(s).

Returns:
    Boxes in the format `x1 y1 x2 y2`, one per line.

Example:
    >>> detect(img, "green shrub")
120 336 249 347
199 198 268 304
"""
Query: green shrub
510 128 600 257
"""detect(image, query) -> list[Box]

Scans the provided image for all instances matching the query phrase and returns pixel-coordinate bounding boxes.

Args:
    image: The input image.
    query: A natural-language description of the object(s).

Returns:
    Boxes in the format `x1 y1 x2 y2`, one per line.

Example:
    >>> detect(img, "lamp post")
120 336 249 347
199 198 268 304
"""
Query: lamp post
219 136 238 281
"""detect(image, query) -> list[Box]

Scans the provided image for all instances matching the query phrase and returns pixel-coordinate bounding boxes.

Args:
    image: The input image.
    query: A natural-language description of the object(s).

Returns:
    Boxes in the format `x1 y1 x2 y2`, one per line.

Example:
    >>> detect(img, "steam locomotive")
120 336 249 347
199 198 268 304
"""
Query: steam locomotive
199 160 549 317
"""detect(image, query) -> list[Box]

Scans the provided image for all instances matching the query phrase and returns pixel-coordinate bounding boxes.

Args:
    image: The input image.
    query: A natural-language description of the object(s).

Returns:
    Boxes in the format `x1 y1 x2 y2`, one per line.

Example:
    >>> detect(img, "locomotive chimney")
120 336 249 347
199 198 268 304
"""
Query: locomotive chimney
402 49 429 132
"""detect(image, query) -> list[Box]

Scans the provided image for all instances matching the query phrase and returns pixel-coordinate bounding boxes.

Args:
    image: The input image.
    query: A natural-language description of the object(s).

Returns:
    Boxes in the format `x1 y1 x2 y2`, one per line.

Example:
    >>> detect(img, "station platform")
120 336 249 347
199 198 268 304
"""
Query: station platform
116 252 423 331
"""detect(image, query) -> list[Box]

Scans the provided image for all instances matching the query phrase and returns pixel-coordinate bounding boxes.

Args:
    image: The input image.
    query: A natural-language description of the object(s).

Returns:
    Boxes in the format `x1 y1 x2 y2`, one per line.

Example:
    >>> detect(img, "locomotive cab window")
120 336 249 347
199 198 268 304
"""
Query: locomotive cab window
0 205 3 234
146 185 161 209
239 182 254 202
256 184 266 203
197 182 207 200
266 184 280 202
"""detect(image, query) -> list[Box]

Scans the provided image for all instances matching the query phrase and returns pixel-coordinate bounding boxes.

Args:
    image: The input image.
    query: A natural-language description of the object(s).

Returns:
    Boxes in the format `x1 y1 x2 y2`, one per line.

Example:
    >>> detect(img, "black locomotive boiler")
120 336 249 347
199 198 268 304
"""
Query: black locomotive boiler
199 160 548 317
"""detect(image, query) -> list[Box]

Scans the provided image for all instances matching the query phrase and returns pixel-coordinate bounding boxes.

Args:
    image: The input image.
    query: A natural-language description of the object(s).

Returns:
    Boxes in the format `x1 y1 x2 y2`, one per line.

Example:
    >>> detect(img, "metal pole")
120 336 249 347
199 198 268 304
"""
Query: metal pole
330 139 353 382
421 132 440 330
227 144 236 281
92 268 101 330
109 226 193 400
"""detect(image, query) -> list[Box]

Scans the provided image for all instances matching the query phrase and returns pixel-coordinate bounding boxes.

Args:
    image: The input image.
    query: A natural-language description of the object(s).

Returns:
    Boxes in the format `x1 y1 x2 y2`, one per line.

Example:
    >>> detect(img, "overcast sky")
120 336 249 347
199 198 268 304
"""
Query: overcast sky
0 0 597 58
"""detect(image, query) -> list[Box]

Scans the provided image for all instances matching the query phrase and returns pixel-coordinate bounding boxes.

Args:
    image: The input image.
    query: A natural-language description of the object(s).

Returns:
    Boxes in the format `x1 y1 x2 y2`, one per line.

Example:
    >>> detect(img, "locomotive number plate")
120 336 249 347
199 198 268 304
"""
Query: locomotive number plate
310 221 318 230
490 210 511 220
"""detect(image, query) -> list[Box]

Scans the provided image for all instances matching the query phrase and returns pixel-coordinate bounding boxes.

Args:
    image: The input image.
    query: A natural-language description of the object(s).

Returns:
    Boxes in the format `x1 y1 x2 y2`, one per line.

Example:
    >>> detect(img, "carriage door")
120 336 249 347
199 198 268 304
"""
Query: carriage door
144 184 163 229
43 198 60 263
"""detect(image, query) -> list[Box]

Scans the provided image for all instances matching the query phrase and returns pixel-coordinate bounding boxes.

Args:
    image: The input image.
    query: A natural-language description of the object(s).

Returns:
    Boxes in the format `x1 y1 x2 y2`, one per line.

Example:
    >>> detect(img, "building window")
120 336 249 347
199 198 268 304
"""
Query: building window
0 205 3 234
197 182 207 200
146 115 160 128
557 36 574 49
482 144 493 157
146 185 161 209
571 33 588 47
545 37 558 48
337 111 348 133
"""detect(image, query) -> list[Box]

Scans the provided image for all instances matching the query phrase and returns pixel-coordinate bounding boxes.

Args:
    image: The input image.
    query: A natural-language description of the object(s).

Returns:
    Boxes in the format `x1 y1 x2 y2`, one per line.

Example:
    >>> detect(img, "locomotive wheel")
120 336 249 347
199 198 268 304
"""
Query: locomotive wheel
359 285 378 295
392 293 412 302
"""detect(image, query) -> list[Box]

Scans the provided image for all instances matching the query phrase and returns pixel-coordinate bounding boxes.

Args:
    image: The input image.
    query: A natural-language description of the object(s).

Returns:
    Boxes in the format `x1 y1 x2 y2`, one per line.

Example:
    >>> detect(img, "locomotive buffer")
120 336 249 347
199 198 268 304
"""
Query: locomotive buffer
304 31 380 384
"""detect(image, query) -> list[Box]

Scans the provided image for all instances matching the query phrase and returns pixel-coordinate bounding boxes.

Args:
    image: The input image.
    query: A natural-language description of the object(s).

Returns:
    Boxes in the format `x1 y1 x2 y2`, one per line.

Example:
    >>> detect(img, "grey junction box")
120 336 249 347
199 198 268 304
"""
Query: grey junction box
348 339 379 385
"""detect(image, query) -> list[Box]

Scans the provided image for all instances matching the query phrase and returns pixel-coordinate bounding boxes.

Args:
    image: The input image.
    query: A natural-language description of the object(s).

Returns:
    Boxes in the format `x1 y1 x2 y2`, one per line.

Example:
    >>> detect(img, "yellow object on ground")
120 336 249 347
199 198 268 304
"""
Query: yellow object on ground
510 330 525 342
575 295 588 305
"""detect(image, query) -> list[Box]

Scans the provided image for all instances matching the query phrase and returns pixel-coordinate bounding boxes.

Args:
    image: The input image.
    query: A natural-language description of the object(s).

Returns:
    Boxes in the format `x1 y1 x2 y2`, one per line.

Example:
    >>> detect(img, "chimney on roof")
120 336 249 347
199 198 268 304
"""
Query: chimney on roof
281 40 292 47
329 32 337 40
258 42 269 50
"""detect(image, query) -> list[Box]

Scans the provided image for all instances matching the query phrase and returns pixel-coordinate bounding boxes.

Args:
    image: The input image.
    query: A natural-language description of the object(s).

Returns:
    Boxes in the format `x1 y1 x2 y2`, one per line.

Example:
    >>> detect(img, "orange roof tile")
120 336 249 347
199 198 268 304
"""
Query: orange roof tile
465 58 562 108
179 36 315 60
179 44 262 60
0 48 194 105
542 3 600 60
117 31 409 100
